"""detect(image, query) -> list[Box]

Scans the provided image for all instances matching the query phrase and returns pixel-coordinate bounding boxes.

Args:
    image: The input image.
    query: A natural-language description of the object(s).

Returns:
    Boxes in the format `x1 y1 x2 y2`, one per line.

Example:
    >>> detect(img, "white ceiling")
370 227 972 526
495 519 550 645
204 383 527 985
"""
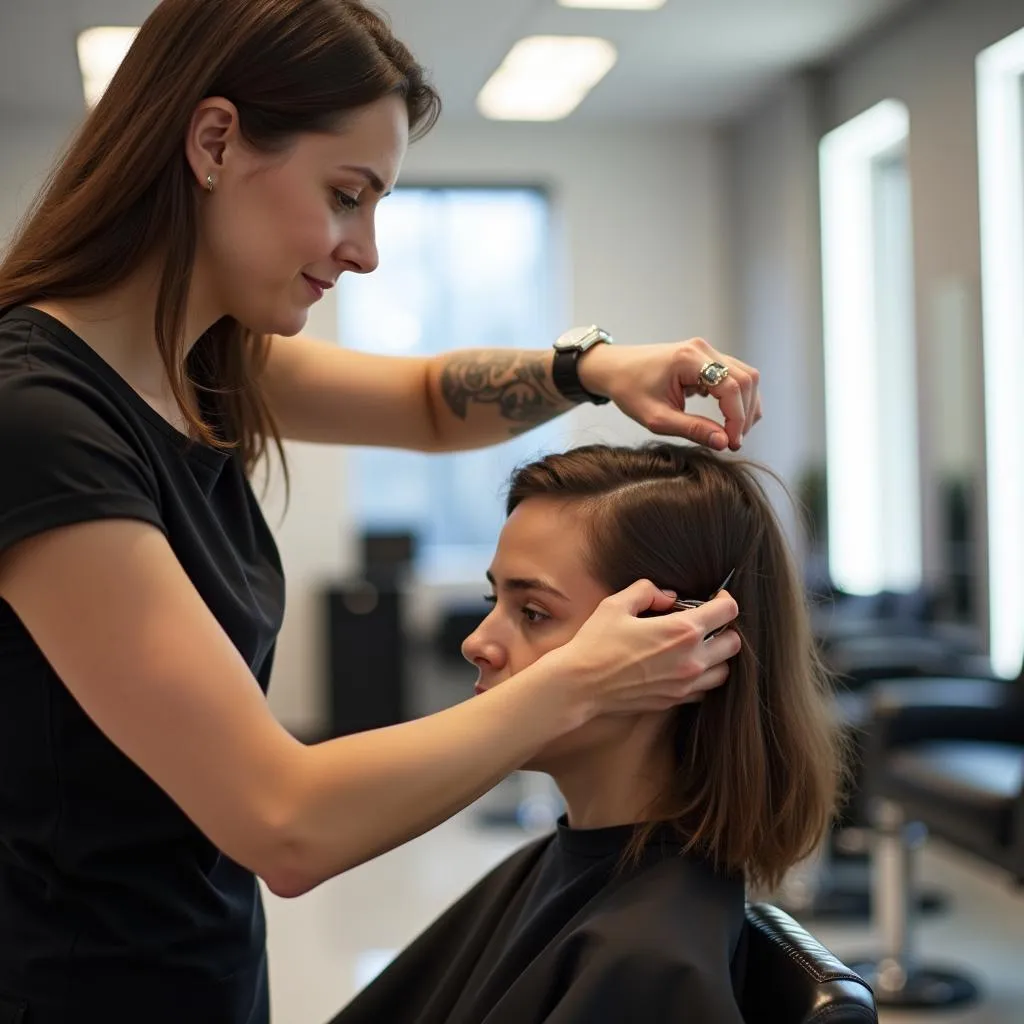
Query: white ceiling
0 0 918 123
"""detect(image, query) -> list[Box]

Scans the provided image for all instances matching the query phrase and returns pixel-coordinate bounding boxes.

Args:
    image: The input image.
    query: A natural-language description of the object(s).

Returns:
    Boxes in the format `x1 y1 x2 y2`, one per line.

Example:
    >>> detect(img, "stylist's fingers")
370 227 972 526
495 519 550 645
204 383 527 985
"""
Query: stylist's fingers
658 629 738 708
677 661 731 704
611 577 678 616
728 357 761 438
701 627 742 667
707 375 747 450
681 589 739 639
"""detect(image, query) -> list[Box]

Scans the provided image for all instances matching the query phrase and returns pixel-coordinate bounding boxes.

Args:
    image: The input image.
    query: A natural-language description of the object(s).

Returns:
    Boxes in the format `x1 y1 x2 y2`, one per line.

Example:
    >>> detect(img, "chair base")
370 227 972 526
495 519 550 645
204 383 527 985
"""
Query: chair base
848 960 979 1009
779 884 945 922
777 855 947 922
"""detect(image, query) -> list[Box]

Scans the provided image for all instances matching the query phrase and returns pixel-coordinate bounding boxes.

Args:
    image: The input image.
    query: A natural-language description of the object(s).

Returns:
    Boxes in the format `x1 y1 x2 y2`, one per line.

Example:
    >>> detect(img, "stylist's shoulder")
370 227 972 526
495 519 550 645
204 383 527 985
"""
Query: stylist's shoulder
0 355 162 572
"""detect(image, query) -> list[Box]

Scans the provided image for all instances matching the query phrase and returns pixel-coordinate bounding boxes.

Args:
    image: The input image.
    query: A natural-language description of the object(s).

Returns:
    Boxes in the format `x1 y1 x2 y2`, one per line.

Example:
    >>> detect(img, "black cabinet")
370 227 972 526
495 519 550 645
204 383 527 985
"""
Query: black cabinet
325 581 406 738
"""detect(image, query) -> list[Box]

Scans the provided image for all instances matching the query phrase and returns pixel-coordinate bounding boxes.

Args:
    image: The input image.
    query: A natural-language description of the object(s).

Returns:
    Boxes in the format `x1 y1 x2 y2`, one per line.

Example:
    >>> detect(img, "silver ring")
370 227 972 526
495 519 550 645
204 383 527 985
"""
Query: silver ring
698 360 730 390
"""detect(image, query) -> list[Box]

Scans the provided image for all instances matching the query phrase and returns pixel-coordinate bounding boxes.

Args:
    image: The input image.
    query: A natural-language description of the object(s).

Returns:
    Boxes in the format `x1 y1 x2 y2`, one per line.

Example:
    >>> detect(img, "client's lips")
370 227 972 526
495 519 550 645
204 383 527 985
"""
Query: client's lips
474 681 489 695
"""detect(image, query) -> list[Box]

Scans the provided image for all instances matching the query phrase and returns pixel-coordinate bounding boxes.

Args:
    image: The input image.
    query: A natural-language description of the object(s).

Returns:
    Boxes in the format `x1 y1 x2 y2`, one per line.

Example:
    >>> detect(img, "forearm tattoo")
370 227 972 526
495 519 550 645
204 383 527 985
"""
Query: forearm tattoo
440 351 567 437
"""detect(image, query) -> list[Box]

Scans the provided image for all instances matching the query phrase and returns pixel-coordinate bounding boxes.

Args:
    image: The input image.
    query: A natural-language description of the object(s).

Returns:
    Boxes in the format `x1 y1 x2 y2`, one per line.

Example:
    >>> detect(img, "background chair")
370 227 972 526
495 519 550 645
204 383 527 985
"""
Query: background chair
847 677 1024 1009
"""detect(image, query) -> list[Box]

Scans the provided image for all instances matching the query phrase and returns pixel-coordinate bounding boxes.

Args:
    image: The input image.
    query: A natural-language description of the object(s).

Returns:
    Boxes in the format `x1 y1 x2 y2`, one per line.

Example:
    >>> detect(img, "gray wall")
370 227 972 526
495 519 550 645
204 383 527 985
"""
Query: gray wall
725 0 1024 632
825 0 1024 629
724 75 825 553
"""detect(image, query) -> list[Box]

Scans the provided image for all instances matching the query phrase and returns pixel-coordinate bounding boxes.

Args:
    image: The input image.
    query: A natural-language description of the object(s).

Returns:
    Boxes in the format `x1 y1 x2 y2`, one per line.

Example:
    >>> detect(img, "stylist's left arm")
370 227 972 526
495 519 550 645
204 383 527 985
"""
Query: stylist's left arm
265 332 761 455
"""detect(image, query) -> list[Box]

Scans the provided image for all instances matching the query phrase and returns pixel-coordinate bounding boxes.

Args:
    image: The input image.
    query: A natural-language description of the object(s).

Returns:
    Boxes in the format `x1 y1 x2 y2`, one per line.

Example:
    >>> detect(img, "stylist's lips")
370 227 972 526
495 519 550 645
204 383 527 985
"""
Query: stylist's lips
474 681 489 695
302 274 333 300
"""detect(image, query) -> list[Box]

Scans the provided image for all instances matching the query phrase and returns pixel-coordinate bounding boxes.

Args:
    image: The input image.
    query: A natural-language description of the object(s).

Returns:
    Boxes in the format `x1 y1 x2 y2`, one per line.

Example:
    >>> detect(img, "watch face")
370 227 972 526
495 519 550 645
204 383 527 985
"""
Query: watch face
555 325 598 350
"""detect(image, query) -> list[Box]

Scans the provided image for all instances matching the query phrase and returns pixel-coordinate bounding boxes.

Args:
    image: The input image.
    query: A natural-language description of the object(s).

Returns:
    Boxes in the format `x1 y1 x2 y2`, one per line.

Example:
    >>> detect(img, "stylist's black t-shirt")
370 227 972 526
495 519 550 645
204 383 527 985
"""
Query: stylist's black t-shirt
0 306 285 1024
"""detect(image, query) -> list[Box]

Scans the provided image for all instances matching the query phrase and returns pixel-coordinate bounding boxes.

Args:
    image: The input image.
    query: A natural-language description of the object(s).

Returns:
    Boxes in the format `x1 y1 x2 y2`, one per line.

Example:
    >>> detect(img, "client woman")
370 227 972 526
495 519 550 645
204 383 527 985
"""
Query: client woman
330 442 844 1024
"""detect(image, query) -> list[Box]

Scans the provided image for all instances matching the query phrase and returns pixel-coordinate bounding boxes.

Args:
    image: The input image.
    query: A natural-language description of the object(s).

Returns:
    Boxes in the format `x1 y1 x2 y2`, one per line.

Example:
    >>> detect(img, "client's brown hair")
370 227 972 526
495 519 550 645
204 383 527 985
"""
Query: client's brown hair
506 442 846 891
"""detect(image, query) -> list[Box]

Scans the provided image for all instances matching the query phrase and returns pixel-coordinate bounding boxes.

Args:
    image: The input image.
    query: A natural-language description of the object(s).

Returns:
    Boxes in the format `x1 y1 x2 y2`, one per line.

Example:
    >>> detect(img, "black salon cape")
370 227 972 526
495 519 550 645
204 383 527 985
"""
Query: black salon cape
328 818 748 1024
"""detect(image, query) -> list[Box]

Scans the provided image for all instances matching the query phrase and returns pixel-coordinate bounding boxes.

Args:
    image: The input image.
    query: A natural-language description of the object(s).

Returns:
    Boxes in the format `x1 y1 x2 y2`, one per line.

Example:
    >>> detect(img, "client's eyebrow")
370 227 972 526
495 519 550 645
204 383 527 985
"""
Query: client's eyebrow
485 570 569 602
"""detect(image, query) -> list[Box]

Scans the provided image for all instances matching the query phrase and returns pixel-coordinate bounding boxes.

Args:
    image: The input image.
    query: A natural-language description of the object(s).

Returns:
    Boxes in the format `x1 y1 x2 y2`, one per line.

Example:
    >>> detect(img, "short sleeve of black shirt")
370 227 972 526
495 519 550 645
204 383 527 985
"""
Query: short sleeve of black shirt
0 326 164 554
0 306 285 1024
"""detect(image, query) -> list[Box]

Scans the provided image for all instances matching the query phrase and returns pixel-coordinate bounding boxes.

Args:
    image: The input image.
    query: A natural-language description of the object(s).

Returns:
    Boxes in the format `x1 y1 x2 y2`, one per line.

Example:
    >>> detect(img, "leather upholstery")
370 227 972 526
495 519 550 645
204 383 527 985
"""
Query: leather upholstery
741 903 877 1023
886 742 1023 846
865 679 1024 879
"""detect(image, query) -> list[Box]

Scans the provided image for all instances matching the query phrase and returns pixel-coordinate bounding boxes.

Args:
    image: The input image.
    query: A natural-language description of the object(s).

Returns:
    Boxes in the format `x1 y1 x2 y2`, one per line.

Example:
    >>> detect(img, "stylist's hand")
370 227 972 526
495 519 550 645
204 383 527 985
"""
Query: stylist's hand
556 580 740 718
578 338 761 452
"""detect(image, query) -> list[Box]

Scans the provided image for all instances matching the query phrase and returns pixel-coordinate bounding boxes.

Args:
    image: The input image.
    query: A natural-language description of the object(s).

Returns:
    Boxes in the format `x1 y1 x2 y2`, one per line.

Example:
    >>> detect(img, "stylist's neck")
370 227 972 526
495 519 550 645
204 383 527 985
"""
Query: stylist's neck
32 253 224 391
552 717 674 831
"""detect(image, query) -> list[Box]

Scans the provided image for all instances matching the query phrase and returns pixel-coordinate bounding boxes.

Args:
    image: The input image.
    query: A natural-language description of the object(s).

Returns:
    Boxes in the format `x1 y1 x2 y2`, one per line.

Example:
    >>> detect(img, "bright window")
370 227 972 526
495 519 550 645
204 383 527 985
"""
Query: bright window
977 29 1024 677
819 100 921 595
339 187 562 579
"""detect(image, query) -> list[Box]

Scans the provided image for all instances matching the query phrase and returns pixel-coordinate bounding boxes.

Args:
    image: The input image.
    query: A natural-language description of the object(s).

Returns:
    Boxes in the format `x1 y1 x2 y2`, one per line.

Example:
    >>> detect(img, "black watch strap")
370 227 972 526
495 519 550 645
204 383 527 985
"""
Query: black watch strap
552 348 611 405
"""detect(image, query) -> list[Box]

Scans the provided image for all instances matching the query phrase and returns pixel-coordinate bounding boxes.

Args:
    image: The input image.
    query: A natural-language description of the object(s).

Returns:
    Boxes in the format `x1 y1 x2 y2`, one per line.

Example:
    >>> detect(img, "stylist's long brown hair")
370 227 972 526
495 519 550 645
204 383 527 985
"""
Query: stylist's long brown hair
507 443 846 891
0 0 439 480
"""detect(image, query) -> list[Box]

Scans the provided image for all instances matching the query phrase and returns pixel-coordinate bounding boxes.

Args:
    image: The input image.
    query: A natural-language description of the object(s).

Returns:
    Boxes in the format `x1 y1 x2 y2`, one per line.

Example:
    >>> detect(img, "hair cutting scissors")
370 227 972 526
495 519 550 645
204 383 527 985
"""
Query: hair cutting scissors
669 568 736 640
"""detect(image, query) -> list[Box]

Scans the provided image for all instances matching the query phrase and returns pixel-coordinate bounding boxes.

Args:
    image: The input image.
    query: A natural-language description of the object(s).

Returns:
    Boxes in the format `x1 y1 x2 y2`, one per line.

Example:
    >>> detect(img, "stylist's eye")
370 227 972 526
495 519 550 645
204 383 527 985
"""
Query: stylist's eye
331 188 360 212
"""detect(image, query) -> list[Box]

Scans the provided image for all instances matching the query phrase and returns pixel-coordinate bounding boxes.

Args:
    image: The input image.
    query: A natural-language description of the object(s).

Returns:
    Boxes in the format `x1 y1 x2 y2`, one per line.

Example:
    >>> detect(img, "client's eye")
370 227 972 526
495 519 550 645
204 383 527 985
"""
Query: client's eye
481 595 549 626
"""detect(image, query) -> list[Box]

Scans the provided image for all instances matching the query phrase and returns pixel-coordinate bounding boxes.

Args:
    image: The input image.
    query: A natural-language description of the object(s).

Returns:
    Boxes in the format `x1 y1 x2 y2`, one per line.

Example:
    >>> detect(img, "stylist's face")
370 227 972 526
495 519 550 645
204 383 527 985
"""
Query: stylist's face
462 498 632 769
190 94 408 337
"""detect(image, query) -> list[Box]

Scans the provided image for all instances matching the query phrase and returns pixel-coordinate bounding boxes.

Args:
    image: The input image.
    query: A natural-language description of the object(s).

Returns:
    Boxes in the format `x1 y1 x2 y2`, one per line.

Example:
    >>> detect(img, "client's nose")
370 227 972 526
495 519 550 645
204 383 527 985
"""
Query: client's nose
461 625 504 671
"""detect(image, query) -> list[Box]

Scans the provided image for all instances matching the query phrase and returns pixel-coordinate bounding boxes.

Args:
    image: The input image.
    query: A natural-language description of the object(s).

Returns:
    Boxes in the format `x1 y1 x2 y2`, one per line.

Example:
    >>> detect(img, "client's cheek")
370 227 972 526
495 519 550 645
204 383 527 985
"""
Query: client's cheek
505 625 580 679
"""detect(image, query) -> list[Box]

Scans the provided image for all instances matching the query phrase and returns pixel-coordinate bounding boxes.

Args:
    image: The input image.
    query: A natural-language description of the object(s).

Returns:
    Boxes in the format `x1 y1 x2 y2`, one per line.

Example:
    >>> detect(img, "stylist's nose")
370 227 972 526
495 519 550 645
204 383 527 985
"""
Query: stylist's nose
461 622 506 672
334 218 379 275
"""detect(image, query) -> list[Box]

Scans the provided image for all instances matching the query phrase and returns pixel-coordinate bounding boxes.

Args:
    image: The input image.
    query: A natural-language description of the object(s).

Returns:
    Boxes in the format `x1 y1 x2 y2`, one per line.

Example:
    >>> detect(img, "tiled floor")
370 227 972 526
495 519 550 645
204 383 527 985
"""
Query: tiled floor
263 792 1024 1024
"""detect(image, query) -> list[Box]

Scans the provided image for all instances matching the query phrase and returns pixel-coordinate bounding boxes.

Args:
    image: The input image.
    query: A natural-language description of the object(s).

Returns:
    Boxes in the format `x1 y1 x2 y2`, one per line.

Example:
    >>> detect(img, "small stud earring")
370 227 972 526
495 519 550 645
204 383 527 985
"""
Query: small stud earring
206 174 215 193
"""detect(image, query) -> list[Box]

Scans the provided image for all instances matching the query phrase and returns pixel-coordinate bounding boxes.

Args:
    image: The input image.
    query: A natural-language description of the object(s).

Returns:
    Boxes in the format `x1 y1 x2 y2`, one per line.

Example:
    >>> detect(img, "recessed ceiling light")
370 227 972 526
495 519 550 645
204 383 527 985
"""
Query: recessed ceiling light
77 27 139 108
477 36 617 121
558 0 667 9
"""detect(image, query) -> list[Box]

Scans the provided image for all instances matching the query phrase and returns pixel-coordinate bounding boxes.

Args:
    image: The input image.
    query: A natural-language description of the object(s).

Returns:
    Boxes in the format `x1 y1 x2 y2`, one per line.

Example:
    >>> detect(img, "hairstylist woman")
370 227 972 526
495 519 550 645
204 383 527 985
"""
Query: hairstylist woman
0 2 760 1022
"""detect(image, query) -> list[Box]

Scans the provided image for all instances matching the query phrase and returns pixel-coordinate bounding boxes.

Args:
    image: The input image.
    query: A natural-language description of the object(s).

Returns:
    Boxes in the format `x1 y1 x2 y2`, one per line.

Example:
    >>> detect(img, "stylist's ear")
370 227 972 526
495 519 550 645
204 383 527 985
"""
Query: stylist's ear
184 97 239 192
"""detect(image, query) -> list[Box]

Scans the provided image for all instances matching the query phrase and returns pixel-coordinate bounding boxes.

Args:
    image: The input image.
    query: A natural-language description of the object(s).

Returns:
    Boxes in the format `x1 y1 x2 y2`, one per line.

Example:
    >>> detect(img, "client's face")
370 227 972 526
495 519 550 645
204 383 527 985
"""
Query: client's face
461 497 624 770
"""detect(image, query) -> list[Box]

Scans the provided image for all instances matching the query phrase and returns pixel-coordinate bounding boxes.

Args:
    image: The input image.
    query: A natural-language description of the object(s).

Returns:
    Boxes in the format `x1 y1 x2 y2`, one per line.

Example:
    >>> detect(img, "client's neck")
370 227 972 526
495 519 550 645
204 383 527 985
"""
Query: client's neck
550 718 675 831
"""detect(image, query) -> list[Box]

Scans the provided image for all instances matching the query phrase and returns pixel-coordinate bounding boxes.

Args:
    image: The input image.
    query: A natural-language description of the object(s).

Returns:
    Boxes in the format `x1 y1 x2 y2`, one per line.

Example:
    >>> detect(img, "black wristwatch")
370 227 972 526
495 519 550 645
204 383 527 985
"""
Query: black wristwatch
552 325 613 405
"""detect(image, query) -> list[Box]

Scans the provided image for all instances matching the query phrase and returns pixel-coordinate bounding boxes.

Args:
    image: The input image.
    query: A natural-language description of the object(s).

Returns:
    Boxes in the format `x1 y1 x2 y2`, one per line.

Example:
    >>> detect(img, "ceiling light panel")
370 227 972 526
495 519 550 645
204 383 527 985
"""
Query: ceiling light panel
477 35 617 121
77 26 139 108
558 0 666 9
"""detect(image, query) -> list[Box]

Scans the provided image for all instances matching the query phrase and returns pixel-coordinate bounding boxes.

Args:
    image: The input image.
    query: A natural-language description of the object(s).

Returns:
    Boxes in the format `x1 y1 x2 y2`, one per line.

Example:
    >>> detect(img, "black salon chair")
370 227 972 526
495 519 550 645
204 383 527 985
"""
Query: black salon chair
741 903 877 1022
847 675 1024 1009
811 585 972 654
